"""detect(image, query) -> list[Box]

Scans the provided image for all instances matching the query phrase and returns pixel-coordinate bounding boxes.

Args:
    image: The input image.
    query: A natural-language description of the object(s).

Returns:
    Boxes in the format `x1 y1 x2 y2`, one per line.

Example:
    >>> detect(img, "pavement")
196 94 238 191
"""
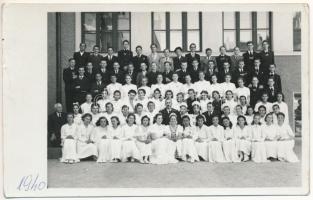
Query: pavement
48 138 302 188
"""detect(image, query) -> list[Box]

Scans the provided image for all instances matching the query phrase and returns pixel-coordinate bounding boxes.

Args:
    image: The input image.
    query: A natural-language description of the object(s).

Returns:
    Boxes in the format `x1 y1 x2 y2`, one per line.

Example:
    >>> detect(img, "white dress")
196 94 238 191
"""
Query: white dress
109 126 123 159
151 83 167 97
121 84 138 99
181 126 199 162
138 86 151 98
107 83 122 99
209 83 223 97
194 125 210 161
149 124 177 164
182 83 195 97
120 124 141 161
76 124 97 159
233 125 251 155
222 127 240 162
245 115 254 125
91 126 112 162
250 124 268 163
194 80 211 96
208 125 225 162
273 101 289 124
276 124 299 162
60 123 79 162
134 125 152 157
254 102 273 114
80 102 92 114
262 124 279 158
97 98 110 113
222 99 237 114
220 82 236 97
166 81 183 100
150 98 165 112
73 113 82 125
234 87 250 101
199 99 211 113
166 125 183 159
91 113 101 126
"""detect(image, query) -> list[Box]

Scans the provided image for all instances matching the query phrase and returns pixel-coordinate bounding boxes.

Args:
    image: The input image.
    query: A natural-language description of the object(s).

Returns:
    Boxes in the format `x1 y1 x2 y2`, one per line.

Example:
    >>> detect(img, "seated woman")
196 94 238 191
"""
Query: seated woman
91 116 112 163
233 115 251 162
194 115 210 161
120 113 141 162
181 115 199 163
222 117 240 162
135 115 152 163
150 88 164 112
262 113 279 160
134 103 147 125
276 112 299 162
250 113 268 163
97 89 110 113
109 116 123 162
60 113 79 164
208 116 225 163
76 113 98 160
190 102 202 126
166 113 183 161
149 113 177 164
244 106 254 125
73 103 82 125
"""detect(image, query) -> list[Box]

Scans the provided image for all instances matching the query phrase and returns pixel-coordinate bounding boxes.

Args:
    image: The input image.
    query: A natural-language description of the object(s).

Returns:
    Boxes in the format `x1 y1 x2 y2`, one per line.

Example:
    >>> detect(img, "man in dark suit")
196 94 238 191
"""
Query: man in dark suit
185 43 201 71
264 77 279 103
110 61 125 84
189 58 201 83
98 59 110 85
103 46 118 73
162 61 173 84
243 41 259 73
90 73 106 97
176 59 189 84
160 99 181 125
48 103 67 147
88 45 103 70
84 62 97 85
248 58 266 87
202 102 220 126
218 61 233 83
201 48 217 73
63 58 77 112
216 46 232 72
249 76 264 108
132 45 149 72
205 60 218 83
73 43 90 68
259 40 275 74
146 63 158 86
264 64 282 92
232 60 249 86
173 47 185 71
117 40 133 70
73 67 91 104
126 63 138 84
136 62 149 86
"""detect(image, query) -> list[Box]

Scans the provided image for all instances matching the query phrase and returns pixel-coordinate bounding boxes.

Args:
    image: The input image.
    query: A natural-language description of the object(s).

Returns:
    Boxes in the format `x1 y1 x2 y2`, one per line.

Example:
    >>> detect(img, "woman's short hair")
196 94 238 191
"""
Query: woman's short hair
277 112 285 118
141 115 150 125
221 116 233 129
110 116 120 126
237 115 248 126
126 113 136 124
81 113 92 121
96 116 109 126
265 113 273 122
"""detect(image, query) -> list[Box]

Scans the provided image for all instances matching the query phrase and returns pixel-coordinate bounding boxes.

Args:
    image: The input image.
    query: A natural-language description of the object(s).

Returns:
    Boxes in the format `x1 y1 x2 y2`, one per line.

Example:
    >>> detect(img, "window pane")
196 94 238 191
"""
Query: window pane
293 12 301 51
153 31 166 51
256 30 270 51
83 13 96 32
117 12 130 30
170 31 182 50
240 12 252 29
187 12 199 29
223 30 236 51
153 12 166 30
257 12 269 29
100 32 113 52
100 13 113 31
117 31 130 51
223 12 236 29
239 30 252 50
187 31 200 51
84 34 96 51
170 12 182 30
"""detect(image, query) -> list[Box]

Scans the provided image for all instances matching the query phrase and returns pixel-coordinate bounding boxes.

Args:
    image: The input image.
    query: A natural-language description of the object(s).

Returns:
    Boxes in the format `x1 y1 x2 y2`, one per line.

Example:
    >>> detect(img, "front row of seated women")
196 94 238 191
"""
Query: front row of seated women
60 111 299 164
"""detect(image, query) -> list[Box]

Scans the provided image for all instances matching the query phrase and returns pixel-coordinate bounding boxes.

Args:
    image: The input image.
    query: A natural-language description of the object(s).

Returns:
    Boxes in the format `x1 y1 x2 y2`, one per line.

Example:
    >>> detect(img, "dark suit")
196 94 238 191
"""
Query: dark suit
162 71 173 84
146 71 158 86
218 69 234 83
63 67 76 112
104 55 118 73
203 110 221 126
73 51 90 68
126 70 138 84
97 68 110 85
84 70 97 84
205 70 218 83
250 85 263 108
132 55 149 72
110 69 125 84
189 67 201 83
186 97 200 114
232 68 249 86
248 68 266 86
243 51 259 73
185 53 201 71
48 112 67 147
118 49 133 69
265 73 282 92
264 86 279 103
90 81 106 97
88 53 103 69
216 54 232 72
160 108 181 125
212 100 222 115
173 56 185 71
73 76 90 104
176 69 189 84
136 71 148 86
259 50 275 74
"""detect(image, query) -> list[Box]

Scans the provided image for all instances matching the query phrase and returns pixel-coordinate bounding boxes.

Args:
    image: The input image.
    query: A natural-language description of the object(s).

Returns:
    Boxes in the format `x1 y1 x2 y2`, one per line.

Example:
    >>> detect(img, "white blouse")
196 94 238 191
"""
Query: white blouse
249 124 265 142
261 124 278 140
109 126 123 139
166 81 183 99
149 123 168 139
195 125 210 141
80 102 92 114
91 126 111 143
182 125 197 139
223 127 235 140
194 80 211 96
208 125 224 141
277 124 295 139
233 125 250 139
135 125 150 141
76 124 94 143
121 124 138 140
73 113 82 125
121 84 138 99
61 123 78 140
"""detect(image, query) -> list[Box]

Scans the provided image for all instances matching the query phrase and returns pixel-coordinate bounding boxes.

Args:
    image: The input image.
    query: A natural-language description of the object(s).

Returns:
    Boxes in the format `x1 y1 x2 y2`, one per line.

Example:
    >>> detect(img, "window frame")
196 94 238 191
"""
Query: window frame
81 12 131 53
222 11 273 52
151 12 203 52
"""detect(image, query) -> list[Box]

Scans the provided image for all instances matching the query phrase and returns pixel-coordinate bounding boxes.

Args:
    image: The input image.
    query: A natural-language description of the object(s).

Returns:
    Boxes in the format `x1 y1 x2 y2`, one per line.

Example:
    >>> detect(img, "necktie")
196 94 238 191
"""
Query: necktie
270 88 274 95
115 70 118 74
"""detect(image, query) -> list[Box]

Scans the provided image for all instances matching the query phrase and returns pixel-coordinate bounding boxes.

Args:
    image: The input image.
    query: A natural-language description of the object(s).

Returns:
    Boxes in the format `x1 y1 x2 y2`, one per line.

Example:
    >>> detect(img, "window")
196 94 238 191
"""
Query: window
222 12 272 51
293 12 301 51
81 12 131 52
151 12 202 52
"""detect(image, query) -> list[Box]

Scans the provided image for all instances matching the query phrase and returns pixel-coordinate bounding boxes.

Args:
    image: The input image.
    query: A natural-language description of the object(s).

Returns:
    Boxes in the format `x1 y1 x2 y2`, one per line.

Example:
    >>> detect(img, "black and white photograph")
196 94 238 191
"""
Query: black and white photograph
2 1 311 198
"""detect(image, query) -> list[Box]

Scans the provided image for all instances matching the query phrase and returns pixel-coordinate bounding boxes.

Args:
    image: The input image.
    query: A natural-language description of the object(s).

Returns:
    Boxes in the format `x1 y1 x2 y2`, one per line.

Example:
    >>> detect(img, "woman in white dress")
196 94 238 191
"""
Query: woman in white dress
80 93 93 114
233 115 251 162
135 115 152 163
273 92 289 124
276 112 299 162
181 115 199 163
103 102 118 126
257 105 267 125
91 116 112 163
151 74 167 98
134 103 147 125
121 74 138 99
109 116 123 162
120 113 141 162
60 113 79 164
221 117 240 162
245 106 254 125
194 115 210 161
150 88 164 112
97 89 110 113
166 113 183 161
250 113 268 163
234 77 250 104
90 103 101 126
149 114 178 164
76 113 98 160
262 113 279 160
199 91 211 113
73 103 82 125
208 116 225 163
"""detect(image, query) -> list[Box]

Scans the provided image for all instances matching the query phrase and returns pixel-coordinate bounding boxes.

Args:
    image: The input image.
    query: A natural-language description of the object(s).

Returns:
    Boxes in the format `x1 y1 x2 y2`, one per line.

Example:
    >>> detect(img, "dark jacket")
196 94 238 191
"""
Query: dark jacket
160 108 181 125
118 49 133 69
73 51 90 68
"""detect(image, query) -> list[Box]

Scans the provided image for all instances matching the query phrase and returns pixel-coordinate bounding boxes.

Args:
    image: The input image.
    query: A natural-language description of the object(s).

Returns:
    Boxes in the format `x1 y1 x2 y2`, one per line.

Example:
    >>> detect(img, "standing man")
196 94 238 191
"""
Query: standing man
104 46 118 73
132 45 149 72
173 47 185 71
73 66 90 104
216 46 232 73
243 41 259 73
185 43 201 71
259 40 275 74
73 43 90 68
159 48 174 72
110 62 125 84
63 58 77 112
118 40 133 70
48 103 67 147
201 48 217 73
98 59 110 85
176 59 189 84
230 46 243 71
88 45 103 70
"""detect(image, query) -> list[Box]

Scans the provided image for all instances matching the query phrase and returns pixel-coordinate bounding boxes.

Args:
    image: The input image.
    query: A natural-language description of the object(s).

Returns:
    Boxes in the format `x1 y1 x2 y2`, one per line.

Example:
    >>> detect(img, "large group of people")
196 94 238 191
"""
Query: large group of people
48 40 299 164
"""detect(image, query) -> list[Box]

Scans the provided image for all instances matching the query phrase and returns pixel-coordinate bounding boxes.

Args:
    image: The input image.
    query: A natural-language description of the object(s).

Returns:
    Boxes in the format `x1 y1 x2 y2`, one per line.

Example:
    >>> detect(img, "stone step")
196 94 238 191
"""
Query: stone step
48 147 62 159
